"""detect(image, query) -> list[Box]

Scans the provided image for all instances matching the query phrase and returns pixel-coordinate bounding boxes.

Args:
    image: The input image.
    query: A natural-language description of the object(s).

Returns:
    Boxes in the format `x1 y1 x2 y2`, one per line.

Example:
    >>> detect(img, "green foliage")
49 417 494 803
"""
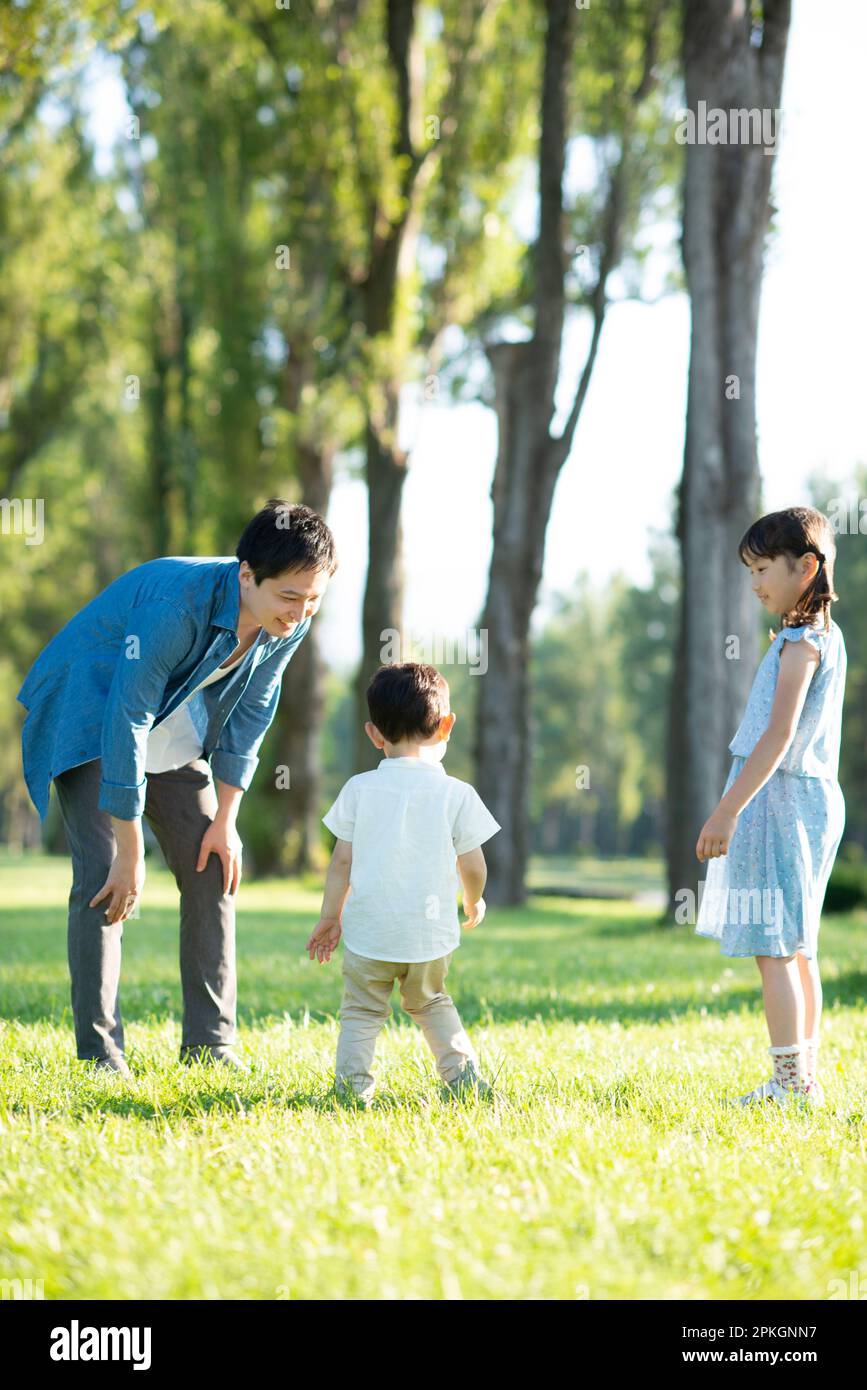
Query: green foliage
807 468 867 852
825 844 867 915
530 533 678 857
0 0 542 847
7 0 861 885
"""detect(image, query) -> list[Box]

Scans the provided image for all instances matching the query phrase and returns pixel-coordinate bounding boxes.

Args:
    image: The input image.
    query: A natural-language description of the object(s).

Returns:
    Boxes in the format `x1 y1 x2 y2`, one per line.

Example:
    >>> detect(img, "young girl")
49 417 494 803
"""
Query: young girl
694 506 847 1107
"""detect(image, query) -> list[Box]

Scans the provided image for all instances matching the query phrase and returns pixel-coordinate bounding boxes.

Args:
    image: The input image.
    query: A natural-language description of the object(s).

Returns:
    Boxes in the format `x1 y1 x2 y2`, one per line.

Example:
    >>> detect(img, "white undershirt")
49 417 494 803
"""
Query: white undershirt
145 645 248 774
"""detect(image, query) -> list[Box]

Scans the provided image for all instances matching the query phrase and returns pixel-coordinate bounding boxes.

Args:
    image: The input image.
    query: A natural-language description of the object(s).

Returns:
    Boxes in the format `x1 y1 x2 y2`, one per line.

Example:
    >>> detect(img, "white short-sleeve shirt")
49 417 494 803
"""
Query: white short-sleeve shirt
322 755 501 962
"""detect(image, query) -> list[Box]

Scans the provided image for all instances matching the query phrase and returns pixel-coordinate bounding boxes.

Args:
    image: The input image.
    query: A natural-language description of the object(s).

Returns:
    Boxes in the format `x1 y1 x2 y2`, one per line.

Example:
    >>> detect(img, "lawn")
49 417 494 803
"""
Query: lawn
1 849 866 1300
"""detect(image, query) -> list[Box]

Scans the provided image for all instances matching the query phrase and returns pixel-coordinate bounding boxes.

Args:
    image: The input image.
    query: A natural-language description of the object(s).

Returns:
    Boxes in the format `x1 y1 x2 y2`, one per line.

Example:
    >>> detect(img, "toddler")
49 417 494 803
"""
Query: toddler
306 662 500 1105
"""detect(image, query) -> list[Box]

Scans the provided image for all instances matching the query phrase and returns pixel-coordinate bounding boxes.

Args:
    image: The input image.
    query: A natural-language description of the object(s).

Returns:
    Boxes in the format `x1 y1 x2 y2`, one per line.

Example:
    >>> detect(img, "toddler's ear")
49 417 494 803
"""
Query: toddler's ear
364 720 385 749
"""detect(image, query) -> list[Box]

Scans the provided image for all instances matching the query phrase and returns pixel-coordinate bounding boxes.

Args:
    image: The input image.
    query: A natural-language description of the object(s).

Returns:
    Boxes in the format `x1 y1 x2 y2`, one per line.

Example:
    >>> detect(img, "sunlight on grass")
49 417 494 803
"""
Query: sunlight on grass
1 851 866 1299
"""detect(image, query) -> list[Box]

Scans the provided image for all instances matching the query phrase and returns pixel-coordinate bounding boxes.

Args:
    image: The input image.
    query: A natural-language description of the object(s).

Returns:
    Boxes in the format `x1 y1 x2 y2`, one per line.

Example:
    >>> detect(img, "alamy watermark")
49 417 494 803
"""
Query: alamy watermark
676 883 784 933
49 1320 151 1369
379 627 488 675
1 1276 45 1300
0 497 44 545
675 100 782 155
826 1269 867 1300
827 497 867 535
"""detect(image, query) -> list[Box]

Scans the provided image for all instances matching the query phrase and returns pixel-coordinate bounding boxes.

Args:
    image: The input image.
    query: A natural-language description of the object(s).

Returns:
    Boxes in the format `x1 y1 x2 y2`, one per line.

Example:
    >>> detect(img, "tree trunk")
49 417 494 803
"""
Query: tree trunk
146 322 172 557
257 442 336 876
176 285 197 552
666 0 792 915
354 408 409 772
476 341 565 904
475 0 659 905
352 0 419 774
474 0 574 906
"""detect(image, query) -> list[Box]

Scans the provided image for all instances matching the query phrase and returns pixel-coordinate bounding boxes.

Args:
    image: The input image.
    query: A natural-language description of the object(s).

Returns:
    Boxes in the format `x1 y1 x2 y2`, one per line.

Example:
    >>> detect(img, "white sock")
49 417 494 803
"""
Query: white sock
768 1043 805 1092
803 1035 820 1088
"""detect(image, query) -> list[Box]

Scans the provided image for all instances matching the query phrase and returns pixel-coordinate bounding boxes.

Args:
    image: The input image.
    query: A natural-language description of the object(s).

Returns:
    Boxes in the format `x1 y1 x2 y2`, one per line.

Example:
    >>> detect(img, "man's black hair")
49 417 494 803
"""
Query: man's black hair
366 663 449 744
236 500 338 585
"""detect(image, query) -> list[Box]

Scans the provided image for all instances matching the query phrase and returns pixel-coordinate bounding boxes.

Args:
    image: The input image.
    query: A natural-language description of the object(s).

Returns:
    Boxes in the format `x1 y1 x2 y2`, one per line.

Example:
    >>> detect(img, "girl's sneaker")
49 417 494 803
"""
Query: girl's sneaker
731 1077 821 1109
804 1080 826 1107
730 1077 791 1107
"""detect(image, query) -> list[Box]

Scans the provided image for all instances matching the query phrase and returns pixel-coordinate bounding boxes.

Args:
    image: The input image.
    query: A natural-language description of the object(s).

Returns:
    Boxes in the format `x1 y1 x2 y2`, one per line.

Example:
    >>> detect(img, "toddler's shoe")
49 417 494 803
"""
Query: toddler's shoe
334 1077 374 1110
445 1061 494 1101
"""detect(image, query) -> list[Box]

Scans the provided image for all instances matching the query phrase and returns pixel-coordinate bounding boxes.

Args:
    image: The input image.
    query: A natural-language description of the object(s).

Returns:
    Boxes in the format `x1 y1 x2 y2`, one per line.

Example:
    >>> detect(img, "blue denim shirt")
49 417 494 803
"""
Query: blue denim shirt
16 555 312 823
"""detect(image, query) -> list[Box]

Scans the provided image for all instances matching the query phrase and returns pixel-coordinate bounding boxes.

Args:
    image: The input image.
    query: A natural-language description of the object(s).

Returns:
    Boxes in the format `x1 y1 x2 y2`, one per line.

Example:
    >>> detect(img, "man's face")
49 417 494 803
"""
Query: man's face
239 562 330 638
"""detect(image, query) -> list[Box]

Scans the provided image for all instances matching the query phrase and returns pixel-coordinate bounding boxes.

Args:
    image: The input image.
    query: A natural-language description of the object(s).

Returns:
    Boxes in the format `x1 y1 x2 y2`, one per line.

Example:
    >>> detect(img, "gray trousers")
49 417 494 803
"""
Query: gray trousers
53 757 236 1062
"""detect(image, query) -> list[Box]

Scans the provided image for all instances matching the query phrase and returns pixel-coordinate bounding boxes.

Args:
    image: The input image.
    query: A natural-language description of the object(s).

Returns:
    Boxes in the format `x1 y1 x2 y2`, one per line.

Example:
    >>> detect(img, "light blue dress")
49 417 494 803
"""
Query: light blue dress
694 619 846 959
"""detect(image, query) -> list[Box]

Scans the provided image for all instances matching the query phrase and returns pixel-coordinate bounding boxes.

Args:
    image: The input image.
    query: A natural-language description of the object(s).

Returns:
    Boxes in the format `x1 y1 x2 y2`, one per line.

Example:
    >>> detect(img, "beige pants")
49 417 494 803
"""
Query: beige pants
335 946 477 1097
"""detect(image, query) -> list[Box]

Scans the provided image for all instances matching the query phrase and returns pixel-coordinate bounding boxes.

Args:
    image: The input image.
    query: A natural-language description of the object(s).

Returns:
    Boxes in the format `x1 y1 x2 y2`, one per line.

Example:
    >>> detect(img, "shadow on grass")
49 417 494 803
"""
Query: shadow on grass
2 1065 514 1121
3 904 867 1033
5 977 867 1032
445 972 867 1025
78 1084 335 1120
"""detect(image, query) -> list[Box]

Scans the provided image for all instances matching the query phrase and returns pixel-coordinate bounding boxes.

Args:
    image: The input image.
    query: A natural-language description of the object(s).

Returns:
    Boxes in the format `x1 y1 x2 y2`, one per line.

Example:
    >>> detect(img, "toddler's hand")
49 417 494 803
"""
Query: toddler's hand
462 895 486 929
306 917 342 963
695 810 738 862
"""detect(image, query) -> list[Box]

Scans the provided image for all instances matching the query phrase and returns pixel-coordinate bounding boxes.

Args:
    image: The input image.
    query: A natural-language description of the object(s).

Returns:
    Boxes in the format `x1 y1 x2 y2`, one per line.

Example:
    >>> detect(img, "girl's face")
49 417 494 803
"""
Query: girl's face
744 550 820 617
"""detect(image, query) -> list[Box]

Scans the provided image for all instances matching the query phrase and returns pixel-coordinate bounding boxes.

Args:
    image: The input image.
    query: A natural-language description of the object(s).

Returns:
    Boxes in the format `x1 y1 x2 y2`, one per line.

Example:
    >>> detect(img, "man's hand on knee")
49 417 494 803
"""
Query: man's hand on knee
90 850 146 924
196 818 243 895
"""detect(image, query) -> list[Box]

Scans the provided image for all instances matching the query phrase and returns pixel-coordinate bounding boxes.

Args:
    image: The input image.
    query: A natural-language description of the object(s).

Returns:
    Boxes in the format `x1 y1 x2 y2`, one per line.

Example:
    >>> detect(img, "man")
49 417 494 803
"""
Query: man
16 499 336 1077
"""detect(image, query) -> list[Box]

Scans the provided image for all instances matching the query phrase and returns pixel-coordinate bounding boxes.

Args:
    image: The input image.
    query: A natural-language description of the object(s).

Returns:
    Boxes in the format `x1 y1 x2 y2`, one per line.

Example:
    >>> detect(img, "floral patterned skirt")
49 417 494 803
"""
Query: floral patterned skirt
694 757 845 959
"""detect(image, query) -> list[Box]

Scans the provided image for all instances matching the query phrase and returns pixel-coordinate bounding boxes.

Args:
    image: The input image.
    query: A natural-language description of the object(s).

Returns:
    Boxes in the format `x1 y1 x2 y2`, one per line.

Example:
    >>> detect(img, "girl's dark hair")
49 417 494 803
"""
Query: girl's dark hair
366 663 449 743
737 506 838 633
236 500 338 585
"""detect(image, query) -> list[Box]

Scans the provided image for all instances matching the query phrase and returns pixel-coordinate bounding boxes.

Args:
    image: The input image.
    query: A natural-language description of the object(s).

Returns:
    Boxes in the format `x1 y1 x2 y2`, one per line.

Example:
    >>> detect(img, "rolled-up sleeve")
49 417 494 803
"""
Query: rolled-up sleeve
98 600 198 820
209 617 311 792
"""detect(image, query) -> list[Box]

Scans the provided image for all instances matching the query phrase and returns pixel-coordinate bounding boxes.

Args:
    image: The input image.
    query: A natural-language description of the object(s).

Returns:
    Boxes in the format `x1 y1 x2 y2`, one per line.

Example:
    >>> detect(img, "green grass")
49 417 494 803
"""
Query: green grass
1 849 866 1300
527 853 665 898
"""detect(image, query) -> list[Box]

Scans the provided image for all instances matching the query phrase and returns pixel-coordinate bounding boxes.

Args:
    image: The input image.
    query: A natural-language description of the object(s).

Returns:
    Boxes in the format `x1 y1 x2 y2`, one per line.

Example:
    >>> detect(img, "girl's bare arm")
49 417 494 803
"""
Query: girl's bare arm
722 639 820 813
697 638 820 860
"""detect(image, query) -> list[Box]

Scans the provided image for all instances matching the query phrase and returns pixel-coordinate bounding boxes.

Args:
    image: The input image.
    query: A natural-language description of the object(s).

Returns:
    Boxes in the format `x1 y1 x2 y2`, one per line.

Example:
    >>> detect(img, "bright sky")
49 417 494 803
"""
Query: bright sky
74 0 867 674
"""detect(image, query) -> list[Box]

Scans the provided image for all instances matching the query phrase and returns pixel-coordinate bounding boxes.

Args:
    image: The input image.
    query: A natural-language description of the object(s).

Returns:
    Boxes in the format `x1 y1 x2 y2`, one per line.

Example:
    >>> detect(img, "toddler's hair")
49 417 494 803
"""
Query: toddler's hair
366 662 449 744
738 506 838 632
